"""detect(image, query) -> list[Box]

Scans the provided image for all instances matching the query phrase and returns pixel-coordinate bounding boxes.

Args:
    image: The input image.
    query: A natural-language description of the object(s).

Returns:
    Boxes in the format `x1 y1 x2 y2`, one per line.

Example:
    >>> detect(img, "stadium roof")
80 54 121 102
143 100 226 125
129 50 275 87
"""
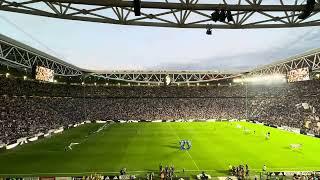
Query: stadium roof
0 33 83 76
1 32 320 83
250 48 320 72
0 0 320 29
0 33 80 71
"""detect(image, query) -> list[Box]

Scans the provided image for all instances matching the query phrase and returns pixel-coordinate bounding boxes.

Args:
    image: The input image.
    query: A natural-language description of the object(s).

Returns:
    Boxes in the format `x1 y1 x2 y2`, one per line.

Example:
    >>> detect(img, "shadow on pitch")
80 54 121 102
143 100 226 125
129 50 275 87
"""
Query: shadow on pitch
163 144 179 149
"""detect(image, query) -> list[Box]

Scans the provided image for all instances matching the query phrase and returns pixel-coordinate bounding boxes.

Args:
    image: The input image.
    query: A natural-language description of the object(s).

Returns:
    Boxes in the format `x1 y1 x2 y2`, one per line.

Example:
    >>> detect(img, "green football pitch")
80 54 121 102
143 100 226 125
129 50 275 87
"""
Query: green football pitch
0 122 320 177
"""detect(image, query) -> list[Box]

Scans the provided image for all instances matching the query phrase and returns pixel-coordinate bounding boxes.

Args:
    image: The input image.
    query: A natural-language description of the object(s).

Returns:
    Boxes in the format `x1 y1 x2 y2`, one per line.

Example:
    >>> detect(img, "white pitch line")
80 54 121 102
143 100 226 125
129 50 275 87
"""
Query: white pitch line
67 123 112 148
186 151 200 170
169 123 200 171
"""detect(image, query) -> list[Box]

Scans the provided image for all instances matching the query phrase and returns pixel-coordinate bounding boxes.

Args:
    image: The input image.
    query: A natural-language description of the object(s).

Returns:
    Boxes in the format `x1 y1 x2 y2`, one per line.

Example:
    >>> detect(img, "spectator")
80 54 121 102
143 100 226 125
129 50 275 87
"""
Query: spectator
1 75 320 143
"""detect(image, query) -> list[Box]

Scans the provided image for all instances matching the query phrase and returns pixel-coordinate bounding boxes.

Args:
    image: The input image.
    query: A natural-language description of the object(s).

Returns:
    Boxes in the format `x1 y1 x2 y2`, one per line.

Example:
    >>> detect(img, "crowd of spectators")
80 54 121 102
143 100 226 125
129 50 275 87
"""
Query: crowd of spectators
0 95 85 144
1 75 320 144
248 96 320 135
159 164 175 180
229 164 249 179
293 173 320 180
0 75 246 98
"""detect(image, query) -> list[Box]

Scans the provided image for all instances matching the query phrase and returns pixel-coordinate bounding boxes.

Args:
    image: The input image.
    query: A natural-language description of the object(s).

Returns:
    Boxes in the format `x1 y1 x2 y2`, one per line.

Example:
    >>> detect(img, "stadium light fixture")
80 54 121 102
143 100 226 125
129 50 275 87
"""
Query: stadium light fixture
206 28 212 35
105 83 109 86
53 80 57 83
211 10 220 22
233 78 242 83
206 83 209 86
226 10 234 22
5 73 9 78
23 76 27 80
134 0 141 16
128 83 131 86
218 83 220 86
196 83 200 86
211 9 231 22
81 82 85 85
219 10 227 22
187 83 190 86
138 83 140 86
229 83 232 86
118 83 121 86
94 82 97 86
298 0 316 19
236 74 286 84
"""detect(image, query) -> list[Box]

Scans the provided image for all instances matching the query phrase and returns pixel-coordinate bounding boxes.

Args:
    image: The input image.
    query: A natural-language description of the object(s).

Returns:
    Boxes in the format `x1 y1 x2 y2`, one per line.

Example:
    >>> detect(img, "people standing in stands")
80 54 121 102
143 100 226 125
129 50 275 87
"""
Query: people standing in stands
245 164 249 177
263 164 267 172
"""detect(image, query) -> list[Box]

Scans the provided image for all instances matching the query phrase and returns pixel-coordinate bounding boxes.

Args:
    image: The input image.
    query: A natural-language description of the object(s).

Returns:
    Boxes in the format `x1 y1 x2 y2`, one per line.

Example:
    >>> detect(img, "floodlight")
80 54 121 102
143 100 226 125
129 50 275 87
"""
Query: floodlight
298 0 316 19
226 10 234 22
241 74 285 83
211 10 220 22
219 10 226 22
233 78 242 83
206 28 212 35
134 0 141 16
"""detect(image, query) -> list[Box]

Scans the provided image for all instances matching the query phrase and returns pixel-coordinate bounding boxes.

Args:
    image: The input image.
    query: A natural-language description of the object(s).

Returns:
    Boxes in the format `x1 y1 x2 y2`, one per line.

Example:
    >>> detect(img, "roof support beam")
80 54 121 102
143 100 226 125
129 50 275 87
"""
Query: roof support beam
1 0 320 29
44 0 320 11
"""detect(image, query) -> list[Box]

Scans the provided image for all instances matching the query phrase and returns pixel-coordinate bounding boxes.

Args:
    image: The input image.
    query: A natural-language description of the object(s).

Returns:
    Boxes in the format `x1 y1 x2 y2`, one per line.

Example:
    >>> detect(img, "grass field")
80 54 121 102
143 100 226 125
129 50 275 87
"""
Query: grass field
1 121 320 177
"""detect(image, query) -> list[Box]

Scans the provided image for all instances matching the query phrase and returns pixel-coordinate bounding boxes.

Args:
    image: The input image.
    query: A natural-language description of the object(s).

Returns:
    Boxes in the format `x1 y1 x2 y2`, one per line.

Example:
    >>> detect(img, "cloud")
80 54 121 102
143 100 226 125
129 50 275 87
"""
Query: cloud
149 27 320 72
1 11 319 72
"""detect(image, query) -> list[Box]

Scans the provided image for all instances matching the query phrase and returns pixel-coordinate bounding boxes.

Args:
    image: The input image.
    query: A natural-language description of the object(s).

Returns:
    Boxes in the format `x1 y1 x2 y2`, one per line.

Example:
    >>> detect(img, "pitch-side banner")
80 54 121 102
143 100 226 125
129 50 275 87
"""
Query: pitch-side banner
39 177 55 180
23 177 39 180
267 171 320 177
55 177 71 180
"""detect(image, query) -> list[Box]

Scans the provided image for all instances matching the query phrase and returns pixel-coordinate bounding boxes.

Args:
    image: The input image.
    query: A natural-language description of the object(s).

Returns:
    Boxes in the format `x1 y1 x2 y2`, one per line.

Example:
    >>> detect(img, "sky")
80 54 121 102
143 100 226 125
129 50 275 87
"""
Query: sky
0 9 319 72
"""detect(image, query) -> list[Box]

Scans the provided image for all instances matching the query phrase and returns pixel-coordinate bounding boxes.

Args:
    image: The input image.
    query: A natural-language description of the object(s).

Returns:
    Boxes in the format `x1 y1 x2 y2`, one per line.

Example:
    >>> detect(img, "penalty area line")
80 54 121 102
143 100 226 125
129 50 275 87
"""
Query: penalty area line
169 124 200 171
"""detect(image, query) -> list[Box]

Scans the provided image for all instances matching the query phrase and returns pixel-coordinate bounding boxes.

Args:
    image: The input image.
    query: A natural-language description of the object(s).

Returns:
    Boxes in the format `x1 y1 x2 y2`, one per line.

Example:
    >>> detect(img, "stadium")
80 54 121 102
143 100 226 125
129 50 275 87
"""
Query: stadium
1 0 320 179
